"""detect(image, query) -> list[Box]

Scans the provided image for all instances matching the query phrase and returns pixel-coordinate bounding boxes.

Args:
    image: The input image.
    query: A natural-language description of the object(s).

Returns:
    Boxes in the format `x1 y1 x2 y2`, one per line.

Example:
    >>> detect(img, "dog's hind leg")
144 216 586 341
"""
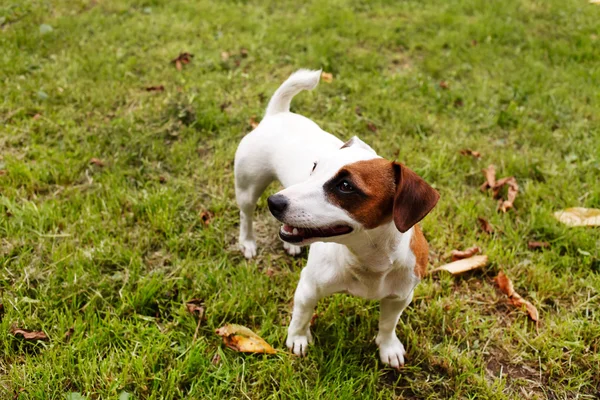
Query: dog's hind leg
235 167 273 259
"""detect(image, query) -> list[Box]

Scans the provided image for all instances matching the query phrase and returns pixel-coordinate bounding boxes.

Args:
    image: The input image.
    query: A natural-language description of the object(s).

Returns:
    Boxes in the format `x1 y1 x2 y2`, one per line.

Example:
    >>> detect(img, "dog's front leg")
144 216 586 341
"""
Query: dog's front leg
376 291 414 369
286 272 323 357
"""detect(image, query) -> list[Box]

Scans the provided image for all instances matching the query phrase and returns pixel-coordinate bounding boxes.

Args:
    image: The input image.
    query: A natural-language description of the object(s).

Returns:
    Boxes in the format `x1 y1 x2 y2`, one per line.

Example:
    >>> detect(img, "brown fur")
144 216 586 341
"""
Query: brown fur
324 158 396 229
410 224 429 278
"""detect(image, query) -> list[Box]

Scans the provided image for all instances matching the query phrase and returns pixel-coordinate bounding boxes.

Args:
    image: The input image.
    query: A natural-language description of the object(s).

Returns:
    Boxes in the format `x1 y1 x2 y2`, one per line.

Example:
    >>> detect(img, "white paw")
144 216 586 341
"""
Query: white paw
376 335 406 369
239 240 257 259
286 329 313 356
283 242 302 256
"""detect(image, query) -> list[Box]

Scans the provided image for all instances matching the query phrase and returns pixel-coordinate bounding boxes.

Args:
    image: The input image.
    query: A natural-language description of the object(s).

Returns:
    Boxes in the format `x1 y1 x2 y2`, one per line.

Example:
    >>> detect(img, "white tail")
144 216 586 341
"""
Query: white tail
265 69 322 117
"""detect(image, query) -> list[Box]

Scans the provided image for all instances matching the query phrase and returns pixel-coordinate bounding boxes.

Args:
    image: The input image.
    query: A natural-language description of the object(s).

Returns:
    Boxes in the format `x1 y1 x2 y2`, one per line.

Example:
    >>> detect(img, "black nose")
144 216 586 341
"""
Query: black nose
267 194 289 219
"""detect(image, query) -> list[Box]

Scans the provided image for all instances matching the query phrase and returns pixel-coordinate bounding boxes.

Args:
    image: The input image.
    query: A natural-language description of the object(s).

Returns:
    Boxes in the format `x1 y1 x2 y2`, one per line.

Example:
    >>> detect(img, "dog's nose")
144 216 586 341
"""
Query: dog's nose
267 194 289 219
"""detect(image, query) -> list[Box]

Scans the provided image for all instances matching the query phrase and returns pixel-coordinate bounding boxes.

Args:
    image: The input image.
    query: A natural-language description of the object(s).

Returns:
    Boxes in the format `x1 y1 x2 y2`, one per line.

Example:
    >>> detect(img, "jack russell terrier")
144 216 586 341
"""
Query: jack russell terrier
234 69 439 368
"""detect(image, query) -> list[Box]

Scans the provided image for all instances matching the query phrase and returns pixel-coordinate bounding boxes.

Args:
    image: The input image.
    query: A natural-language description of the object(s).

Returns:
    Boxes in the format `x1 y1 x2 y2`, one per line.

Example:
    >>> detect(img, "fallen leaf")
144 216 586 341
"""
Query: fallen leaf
430 255 488 274
321 71 333 83
366 122 377 132
528 241 549 250
495 271 539 325
554 208 600 227
264 267 276 277
171 52 193 70
220 51 230 61
145 85 164 92
480 164 496 191
451 246 481 261
460 149 481 158
200 210 213 225
89 158 104 167
249 116 259 129
10 326 49 341
477 217 494 234
215 324 276 354
211 353 222 365
497 177 518 212
439 80 449 90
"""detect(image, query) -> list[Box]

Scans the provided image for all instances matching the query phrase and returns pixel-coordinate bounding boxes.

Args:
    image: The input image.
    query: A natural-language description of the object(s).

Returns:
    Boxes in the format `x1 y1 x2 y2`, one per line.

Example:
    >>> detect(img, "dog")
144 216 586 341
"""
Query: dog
234 69 439 368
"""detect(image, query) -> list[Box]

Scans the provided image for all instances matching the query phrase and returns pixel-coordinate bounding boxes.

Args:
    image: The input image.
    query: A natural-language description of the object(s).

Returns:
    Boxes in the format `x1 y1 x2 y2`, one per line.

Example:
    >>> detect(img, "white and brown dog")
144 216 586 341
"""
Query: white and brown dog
234 69 439 368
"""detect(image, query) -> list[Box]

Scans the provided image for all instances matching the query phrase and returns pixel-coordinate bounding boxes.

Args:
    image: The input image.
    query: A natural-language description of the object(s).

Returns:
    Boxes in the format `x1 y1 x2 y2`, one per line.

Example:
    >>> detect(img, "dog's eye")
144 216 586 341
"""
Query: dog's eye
312 162 317 172
337 180 354 193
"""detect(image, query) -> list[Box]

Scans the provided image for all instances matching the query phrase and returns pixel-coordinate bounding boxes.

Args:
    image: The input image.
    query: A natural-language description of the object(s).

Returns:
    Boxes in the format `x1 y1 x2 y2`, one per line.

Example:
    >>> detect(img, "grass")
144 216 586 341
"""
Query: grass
1 0 600 398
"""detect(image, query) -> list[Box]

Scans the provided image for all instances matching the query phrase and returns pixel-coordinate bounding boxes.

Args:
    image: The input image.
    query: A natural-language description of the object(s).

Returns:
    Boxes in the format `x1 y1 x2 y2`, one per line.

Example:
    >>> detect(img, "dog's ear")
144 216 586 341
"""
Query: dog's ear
392 162 439 233
341 136 377 155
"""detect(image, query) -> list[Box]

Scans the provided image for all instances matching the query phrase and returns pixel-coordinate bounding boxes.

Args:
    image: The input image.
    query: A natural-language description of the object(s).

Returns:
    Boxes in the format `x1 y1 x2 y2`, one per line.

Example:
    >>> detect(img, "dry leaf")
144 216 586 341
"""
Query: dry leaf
451 246 481 261
477 217 494 234
366 122 377 132
480 164 496 191
145 85 164 92
89 158 104 167
249 116 259 129
528 241 549 250
554 208 600 227
439 81 449 90
497 177 518 212
10 326 49 341
200 210 213 225
495 272 539 325
430 255 488 274
215 324 276 354
171 52 193 70
459 149 481 158
321 71 333 83
186 299 205 316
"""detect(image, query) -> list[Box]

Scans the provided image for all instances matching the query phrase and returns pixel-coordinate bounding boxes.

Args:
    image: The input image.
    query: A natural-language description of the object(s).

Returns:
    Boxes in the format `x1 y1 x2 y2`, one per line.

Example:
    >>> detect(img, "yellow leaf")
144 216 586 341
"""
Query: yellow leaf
321 71 333 83
215 324 276 354
430 255 488 274
554 207 600 227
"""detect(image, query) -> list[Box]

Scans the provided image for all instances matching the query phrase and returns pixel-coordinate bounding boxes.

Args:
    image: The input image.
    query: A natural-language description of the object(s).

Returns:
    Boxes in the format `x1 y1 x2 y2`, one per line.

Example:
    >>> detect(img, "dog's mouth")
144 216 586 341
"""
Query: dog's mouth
279 224 353 243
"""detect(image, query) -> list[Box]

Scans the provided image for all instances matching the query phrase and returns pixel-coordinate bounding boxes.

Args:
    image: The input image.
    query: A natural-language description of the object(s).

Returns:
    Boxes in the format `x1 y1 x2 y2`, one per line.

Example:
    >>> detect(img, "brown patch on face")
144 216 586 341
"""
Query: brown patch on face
324 158 396 229
410 224 429 278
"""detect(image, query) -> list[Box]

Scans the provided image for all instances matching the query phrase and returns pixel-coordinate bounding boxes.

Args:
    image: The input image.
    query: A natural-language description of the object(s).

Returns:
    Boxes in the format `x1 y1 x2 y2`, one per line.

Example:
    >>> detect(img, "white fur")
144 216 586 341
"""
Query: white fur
234 70 420 368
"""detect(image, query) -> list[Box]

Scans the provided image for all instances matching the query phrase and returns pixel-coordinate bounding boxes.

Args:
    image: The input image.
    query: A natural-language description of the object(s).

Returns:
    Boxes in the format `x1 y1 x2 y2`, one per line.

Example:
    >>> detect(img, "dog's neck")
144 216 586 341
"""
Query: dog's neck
341 222 414 272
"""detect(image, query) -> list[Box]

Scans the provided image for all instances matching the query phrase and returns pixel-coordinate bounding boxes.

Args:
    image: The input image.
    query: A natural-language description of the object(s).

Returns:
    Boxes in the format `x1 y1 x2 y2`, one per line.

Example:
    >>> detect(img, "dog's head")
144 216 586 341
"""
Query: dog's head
267 136 440 246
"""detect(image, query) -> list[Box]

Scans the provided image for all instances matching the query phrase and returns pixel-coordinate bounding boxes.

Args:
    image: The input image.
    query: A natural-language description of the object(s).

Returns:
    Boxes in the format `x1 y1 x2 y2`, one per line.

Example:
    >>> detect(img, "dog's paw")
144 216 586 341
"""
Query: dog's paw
283 242 302 256
376 335 406 369
286 330 313 357
239 240 257 259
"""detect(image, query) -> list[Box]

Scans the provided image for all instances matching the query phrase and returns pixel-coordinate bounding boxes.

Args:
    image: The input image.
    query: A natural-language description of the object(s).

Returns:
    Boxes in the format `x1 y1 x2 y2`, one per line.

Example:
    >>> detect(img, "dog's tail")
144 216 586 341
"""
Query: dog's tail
265 69 322 117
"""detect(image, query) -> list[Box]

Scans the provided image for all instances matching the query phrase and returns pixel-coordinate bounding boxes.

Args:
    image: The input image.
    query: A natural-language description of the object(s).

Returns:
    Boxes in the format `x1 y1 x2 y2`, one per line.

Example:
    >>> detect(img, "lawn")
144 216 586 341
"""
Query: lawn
1 0 600 398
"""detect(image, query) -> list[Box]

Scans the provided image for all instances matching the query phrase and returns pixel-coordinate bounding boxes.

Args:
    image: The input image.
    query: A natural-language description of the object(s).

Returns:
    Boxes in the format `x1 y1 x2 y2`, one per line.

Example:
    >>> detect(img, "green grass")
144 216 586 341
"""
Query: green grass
1 0 600 398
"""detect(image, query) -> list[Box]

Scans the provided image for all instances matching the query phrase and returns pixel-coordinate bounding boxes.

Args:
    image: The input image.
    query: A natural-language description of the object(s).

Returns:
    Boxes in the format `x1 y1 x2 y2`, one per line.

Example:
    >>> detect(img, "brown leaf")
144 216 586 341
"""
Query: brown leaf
200 210 213 225
185 299 205 317
249 116 259 129
145 85 164 92
439 80 449 90
459 149 481 158
430 255 488 275
480 164 496 191
321 71 333 83
477 217 494 234
89 158 104 167
171 52 193 70
497 177 518 212
450 246 481 261
10 326 49 341
220 51 230 61
366 122 377 132
554 208 600 227
495 272 539 325
215 324 276 354
264 267 276 277
528 241 549 250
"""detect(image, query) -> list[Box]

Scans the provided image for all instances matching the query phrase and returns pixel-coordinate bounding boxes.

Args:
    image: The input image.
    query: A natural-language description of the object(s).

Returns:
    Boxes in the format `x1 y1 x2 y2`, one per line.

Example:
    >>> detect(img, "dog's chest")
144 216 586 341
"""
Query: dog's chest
342 264 417 300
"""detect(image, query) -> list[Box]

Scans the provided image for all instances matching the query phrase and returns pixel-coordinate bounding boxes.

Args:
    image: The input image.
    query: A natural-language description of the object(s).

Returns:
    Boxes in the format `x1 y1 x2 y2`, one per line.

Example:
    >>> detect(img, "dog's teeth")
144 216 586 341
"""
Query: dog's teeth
292 228 299 235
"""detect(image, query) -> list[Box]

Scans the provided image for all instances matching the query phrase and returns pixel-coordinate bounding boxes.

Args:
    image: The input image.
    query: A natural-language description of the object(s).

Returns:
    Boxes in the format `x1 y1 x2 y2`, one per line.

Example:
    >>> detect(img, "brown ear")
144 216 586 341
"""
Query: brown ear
392 162 440 233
